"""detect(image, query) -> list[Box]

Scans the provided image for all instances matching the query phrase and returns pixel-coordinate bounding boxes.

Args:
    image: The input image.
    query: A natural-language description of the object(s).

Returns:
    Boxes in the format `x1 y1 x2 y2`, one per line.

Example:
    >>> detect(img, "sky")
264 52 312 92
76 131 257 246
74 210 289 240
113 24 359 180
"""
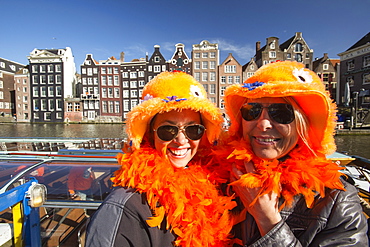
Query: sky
1 0 369 70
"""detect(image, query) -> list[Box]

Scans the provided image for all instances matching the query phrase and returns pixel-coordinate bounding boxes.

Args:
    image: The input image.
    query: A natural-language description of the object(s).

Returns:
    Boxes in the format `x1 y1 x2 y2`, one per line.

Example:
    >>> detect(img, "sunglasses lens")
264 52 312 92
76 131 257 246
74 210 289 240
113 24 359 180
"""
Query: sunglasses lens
240 103 295 124
156 125 178 141
269 104 295 124
185 125 205 140
240 104 262 121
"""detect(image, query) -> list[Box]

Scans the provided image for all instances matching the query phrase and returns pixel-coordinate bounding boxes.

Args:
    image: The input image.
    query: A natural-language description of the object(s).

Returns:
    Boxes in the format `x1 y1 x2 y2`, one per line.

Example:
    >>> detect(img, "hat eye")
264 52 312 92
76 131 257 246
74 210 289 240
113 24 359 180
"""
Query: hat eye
293 68 313 84
190 85 204 98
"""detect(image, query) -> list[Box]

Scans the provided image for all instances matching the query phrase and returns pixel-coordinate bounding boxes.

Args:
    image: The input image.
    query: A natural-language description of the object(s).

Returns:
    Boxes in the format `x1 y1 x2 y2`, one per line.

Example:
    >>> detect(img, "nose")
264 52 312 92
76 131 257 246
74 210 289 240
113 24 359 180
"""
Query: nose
173 129 188 144
256 108 273 131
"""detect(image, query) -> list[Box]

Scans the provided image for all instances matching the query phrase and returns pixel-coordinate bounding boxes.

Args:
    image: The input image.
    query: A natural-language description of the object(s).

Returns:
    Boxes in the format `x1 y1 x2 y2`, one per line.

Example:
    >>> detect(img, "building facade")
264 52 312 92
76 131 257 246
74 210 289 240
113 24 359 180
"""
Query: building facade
338 32 370 108
0 57 26 120
14 67 31 122
192 40 219 105
313 53 339 101
168 43 192 74
255 32 314 69
147 45 167 82
28 47 76 122
80 54 100 121
242 58 258 82
218 53 242 112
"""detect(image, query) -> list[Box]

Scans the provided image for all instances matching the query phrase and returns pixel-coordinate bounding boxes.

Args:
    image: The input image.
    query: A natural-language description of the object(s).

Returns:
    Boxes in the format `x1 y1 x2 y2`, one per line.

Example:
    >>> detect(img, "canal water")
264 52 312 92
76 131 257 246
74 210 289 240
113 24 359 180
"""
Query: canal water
0 123 369 159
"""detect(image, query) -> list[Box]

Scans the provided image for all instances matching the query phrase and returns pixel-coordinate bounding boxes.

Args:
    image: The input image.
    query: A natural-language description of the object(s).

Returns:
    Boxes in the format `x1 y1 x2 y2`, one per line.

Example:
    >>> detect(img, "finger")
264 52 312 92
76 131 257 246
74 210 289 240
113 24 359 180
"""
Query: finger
244 161 255 173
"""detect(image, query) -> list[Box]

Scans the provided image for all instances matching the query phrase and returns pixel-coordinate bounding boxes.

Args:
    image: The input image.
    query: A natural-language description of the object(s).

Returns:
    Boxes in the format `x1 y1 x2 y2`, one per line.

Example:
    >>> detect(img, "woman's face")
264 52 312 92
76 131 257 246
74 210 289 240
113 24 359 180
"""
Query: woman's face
242 97 299 160
152 109 203 168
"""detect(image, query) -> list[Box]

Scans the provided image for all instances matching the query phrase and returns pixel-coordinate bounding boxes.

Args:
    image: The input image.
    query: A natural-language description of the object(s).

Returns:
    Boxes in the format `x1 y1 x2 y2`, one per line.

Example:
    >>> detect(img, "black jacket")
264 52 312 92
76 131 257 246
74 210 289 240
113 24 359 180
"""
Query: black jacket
85 187 175 247
237 180 368 246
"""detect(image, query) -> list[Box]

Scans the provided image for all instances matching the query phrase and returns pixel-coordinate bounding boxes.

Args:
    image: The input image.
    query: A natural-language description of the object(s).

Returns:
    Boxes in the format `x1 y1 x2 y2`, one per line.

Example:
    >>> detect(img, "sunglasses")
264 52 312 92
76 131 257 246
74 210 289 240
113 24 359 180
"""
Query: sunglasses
154 124 206 142
240 103 295 124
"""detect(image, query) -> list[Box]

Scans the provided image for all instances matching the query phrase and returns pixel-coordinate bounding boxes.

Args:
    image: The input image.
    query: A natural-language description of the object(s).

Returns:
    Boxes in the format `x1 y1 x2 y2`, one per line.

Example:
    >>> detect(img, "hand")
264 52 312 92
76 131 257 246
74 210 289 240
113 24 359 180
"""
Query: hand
231 161 282 236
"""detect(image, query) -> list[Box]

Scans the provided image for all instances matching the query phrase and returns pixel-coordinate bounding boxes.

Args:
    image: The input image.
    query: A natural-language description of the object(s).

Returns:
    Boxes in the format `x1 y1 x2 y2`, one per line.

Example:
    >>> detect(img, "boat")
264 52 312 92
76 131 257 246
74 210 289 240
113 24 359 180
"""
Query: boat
0 138 369 246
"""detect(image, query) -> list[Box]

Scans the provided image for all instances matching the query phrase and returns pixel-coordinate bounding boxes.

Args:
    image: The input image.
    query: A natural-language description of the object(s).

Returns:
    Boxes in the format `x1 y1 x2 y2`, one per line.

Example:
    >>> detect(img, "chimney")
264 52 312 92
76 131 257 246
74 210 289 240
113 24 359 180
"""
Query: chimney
256 41 261 52
120 52 125 62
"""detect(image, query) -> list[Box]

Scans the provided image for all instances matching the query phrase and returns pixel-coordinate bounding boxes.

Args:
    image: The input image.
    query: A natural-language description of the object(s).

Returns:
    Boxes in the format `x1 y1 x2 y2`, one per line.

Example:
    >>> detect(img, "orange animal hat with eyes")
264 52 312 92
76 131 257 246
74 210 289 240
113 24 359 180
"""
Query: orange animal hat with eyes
126 71 223 150
224 61 337 156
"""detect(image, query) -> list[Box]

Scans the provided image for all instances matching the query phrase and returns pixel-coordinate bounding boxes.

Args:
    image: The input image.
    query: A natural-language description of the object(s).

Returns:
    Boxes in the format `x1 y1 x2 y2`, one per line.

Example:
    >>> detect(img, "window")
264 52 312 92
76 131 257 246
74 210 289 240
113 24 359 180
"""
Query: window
87 68 93 76
48 65 54 72
49 100 55 111
57 99 62 110
225 65 236 73
48 75 54 84
102 88 107 98
194 61 200 70
286 53 291 59
210 84 216 94
130 72 137 78
41 87 47 97
40 75 46 84
148 66 152 72
202 61 208 69
109 101 114 113
88 78 93 85
0 81 3 88
270 41 275 49
194 72 200 81
221 86 226 96
347 76 354 87
41 99 47 111
108 76 113 86
45 112 51 121
269 51 276 58
101 67 106 74
228 76 233 84
296 54 302 62
138 71 144 77
48 86 54 96
74 103 80 112
114 67 119 74
93 68 98 74
154 66 160 72
101 76 107 85
194 53 200 58
210 61 216 69
131 90 138 97
295 43 303 52
131 100 138 108
210 72 216 81
56 75 62 84
221 76 226 84
114 76 119 86
23 96 28 102
347 60 355 71
123 90 129 98
102 101 107 113
363 73 370 85
56 64 62 72
210 52 216 58
363 56 370 67
56 86 62 96
123 81 129 88
130 81 137 88
123 100 129 111
235 76 240 84
33 88 39 97
202 72 208 81
122 72 128 78
23 87 27 93
82 68 86 74
114 88 120 98
115 101 120 113
323 64 329 70
203 84 208 93
202 53 208 58
32 65 38 73
40 65 46 73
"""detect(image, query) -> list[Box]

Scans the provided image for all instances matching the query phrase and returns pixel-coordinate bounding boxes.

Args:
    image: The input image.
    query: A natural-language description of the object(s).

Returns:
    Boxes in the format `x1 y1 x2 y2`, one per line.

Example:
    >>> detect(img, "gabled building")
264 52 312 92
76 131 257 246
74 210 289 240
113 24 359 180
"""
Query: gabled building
28 47 77 122
121 58 147 120
98 56 122 122
192 40 219 105
218 53 242 112
313 53 339 101
242 58 258 82
147 45 167 82
14 67 31 122
0 57 26 120
80 54 100 121
338 32 370 108
168 43 192 74
255 32 313 69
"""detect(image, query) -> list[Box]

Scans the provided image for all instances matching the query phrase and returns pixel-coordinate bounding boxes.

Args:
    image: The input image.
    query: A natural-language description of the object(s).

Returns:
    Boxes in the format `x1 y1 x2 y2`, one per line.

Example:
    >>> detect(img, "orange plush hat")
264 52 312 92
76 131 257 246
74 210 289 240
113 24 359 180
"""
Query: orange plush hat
224 61 337 156
126 71 223 150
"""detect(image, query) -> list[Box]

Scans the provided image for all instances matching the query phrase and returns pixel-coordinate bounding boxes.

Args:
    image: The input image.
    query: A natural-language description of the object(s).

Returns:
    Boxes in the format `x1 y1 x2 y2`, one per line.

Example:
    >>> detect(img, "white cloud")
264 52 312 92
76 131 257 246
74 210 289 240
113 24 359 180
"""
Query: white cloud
210 39 255 61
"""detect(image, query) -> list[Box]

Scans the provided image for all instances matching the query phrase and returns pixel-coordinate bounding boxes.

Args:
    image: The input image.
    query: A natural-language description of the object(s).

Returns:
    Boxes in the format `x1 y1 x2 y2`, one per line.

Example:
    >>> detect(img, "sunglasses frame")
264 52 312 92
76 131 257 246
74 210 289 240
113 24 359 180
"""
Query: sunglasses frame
240 103 295 124
153 124 206 142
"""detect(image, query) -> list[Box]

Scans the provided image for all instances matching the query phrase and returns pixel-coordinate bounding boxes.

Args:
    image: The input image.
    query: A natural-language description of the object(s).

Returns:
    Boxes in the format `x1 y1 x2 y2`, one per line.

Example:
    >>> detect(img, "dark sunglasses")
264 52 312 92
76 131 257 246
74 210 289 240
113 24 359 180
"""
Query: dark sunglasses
154 124 206 142
240 103 295 124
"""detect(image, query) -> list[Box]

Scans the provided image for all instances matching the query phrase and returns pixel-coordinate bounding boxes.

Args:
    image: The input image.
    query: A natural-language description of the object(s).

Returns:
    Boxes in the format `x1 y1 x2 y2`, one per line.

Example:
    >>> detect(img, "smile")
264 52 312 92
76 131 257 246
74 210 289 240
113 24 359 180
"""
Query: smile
168 148 189 157
254 137 280 143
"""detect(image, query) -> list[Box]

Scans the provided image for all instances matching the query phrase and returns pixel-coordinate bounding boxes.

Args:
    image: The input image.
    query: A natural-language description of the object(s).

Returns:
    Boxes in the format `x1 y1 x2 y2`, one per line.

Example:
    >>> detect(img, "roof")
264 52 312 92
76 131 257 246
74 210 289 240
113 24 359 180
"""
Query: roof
346 32 370 51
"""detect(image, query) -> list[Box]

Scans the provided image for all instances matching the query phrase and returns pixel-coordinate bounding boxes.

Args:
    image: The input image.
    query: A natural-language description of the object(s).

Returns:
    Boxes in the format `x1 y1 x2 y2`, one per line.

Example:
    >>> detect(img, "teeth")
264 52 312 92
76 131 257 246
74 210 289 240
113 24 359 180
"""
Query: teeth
170 149 188 156
256 138 277 142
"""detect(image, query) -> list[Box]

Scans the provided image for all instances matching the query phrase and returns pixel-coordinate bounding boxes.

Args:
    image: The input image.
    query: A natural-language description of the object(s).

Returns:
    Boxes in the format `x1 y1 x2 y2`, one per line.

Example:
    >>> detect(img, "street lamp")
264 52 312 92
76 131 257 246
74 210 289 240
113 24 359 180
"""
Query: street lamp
353 91 359 128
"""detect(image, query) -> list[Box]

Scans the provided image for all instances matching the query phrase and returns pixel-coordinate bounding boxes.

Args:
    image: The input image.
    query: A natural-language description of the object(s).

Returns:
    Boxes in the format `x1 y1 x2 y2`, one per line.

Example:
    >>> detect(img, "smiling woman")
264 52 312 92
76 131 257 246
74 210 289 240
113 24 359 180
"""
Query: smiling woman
222 61 368 246
85 71 236 247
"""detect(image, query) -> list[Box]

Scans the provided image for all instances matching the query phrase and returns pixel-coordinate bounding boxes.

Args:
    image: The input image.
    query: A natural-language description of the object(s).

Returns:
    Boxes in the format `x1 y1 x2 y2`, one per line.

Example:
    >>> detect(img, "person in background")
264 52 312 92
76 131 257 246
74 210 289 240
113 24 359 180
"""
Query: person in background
67 166 95 200
85 71 236 247
222 61 368 246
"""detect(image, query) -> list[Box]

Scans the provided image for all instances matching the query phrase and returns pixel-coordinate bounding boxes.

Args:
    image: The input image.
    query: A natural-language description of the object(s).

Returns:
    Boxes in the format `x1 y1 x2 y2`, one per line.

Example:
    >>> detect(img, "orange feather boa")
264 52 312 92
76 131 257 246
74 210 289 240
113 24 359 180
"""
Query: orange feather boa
111 145 237 247
215 139 345 209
